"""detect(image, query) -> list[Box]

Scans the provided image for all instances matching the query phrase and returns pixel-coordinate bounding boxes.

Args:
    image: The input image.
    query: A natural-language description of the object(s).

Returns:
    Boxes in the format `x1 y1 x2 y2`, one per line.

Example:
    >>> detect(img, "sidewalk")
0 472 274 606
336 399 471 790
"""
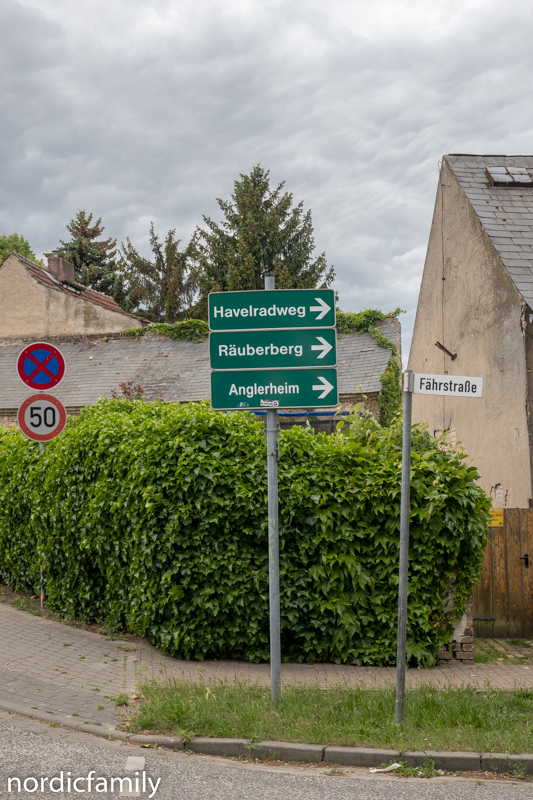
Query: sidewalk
1 602 533 730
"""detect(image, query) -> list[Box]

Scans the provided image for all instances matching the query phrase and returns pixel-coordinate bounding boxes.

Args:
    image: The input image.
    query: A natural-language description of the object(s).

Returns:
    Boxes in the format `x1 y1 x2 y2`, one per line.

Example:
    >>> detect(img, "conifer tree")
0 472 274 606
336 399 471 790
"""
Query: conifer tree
191 165 335 317
46 211 134 310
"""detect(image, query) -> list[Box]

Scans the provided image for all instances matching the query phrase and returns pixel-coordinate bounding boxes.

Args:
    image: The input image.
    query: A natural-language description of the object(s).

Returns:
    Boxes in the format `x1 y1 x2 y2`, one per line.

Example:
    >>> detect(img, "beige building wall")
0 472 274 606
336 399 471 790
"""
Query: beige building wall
409 159 531 507
0 255 142 337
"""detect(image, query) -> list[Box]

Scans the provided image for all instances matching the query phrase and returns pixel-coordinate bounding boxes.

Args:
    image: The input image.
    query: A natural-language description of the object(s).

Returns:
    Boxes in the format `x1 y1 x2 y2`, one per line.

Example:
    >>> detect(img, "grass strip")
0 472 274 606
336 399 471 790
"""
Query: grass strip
126 678 533 754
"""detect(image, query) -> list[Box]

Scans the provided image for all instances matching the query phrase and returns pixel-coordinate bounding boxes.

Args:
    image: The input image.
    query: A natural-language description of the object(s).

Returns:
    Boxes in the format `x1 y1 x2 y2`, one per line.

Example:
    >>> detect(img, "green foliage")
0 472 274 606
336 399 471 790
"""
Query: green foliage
112 693 130 707
336 308 404 426
191 165 335 318
46 211 134 311
336 308 404 356
122 319 209 343
0 403 489 666
387 759 438 778
378 357 402 427
119 224 198 322
0 233 43 266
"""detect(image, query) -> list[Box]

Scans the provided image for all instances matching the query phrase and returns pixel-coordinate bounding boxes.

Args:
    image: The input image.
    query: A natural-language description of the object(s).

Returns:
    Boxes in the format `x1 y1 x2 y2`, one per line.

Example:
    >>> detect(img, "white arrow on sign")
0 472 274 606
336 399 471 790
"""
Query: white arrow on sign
309 297 331 320
311 336 333 359
312 376 335 399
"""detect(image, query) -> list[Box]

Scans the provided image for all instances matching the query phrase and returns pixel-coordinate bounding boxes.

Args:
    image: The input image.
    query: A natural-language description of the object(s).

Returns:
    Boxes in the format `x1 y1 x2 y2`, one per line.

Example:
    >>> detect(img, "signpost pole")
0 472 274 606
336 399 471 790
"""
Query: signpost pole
39 441 44 609
395 368 413 725
264 272 281 704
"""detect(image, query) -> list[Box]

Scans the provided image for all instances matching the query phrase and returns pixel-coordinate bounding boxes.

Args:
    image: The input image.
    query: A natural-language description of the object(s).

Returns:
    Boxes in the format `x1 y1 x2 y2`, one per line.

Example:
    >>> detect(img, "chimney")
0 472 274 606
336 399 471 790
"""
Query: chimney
48 256 76 285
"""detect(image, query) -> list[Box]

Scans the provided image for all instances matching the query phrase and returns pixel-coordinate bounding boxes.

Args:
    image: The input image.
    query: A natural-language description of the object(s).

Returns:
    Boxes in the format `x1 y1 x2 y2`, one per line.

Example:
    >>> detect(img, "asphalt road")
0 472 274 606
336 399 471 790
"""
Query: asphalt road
0 711 531 800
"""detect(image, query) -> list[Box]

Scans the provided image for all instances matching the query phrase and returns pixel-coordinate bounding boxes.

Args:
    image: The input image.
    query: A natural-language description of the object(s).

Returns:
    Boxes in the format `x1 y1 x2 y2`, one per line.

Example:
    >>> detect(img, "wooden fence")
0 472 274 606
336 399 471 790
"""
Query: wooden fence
473 508 533 638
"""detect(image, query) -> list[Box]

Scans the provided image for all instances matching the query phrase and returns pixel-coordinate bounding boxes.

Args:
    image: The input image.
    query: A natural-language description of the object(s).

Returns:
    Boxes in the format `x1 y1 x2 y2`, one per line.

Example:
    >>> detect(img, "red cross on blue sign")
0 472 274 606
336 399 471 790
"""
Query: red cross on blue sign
17 342 66 391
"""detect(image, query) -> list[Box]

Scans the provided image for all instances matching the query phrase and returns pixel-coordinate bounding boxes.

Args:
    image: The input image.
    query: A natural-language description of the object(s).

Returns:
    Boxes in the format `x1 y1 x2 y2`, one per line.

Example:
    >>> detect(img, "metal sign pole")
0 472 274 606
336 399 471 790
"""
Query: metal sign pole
264 272 281 703
39 441 45 609
395 369 413 725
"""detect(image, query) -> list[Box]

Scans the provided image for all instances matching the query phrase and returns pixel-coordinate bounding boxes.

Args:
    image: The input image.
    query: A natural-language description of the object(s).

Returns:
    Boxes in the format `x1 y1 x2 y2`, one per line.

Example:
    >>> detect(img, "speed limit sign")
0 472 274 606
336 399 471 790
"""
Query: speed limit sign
17 393 67 442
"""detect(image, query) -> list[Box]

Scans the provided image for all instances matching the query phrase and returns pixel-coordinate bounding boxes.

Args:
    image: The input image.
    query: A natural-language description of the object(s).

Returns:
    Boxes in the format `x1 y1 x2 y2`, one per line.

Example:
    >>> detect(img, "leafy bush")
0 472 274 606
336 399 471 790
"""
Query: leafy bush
123 319 209 343
0 401 489 666
335 308 404 425
378 357 402 427
335 308 403 354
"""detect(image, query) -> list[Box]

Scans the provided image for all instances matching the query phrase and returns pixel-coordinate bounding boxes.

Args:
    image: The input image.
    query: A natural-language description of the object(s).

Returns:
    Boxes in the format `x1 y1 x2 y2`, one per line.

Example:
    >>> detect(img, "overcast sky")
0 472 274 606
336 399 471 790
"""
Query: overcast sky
2 0 533 356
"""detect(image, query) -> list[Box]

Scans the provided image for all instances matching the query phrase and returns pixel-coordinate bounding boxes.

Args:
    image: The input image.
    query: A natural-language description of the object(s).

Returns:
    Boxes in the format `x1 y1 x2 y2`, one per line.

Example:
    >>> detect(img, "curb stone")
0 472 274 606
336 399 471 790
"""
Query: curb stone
187 738 248 757
324 747 400 767
129 734 183 750
401 751 481 771
251 741 324 762
2 699 533 774
482 753 533 775
0 700 127 742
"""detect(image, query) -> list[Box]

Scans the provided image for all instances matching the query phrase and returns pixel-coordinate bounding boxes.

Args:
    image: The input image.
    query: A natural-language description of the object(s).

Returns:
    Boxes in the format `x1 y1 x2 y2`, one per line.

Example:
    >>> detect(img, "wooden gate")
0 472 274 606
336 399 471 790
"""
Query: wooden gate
473 509 533 638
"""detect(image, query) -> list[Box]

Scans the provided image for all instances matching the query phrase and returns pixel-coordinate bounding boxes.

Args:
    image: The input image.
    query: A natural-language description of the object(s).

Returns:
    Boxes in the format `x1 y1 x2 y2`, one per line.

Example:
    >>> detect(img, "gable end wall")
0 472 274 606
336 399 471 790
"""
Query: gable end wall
409 159 530 507
0 255 142 337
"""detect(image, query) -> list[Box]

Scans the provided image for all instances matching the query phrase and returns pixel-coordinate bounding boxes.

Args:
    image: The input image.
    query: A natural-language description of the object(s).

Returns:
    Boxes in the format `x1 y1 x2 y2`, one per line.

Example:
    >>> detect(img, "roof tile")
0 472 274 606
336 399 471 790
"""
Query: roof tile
0 320 399 410
447 156 533 307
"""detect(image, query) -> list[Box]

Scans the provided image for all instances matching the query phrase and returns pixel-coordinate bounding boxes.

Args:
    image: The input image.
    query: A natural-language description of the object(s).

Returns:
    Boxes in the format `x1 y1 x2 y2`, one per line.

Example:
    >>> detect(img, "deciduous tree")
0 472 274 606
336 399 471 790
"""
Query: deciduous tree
0 233 43 265
119 224 197 323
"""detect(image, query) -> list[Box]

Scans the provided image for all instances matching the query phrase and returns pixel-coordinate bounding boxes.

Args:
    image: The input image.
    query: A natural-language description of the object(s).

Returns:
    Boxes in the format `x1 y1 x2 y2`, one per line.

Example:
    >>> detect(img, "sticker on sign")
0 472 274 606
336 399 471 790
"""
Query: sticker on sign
211 368 338 410
413 373 483 397
17 394 67 442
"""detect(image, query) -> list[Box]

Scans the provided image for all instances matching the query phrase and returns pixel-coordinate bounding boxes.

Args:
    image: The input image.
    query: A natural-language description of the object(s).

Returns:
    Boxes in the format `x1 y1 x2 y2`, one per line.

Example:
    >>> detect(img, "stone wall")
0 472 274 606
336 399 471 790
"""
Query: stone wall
437 596 475 665
0 407 84 429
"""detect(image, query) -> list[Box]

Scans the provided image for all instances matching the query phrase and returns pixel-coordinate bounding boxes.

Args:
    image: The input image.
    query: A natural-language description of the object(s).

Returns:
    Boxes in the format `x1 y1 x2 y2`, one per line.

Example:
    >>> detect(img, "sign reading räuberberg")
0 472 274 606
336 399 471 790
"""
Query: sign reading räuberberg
208 289 335 331
413 373 483 397
209 328 337 370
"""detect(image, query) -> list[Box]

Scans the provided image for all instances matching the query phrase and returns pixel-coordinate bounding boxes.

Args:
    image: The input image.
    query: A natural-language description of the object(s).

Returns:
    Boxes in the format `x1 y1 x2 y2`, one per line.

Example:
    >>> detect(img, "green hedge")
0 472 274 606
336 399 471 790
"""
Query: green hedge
0 401 490 666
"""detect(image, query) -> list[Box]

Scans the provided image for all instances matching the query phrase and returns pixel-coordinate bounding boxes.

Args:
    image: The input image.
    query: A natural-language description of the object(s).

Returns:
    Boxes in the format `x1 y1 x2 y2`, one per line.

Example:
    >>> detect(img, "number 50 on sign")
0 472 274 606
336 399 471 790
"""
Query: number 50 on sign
17 393 67 442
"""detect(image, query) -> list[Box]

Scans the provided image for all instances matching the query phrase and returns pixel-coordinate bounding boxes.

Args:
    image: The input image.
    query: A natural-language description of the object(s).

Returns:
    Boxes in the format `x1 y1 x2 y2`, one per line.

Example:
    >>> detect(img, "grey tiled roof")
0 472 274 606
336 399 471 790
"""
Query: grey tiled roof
337 320 398 394
0 321 398 410
446 155 533 307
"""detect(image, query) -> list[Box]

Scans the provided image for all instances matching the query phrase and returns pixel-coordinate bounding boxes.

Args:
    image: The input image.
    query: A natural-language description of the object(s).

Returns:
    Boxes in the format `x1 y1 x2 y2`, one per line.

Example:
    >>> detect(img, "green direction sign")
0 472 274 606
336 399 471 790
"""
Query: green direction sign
211 368 338 410
208 289 335 331
209 328 337 370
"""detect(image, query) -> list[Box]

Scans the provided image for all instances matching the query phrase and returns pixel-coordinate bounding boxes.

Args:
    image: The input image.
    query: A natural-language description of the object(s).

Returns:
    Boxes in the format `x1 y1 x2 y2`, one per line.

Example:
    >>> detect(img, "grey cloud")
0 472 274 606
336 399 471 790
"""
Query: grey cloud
2 0 533 355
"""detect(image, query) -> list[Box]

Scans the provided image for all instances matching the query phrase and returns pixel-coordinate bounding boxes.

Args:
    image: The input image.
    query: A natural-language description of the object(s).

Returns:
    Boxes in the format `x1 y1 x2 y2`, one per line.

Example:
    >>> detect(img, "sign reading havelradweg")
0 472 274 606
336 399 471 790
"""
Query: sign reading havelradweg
208 289 336 331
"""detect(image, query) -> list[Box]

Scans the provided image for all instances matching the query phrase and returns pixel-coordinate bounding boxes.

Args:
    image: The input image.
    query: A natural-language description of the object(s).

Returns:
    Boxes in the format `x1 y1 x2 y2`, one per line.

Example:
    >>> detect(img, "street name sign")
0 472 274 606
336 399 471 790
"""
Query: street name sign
208 289 335 331
209 328 337 370
211 368 338 410
17 393 67 442
413 373 483 397
17 342 65 391
395 366 486 724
